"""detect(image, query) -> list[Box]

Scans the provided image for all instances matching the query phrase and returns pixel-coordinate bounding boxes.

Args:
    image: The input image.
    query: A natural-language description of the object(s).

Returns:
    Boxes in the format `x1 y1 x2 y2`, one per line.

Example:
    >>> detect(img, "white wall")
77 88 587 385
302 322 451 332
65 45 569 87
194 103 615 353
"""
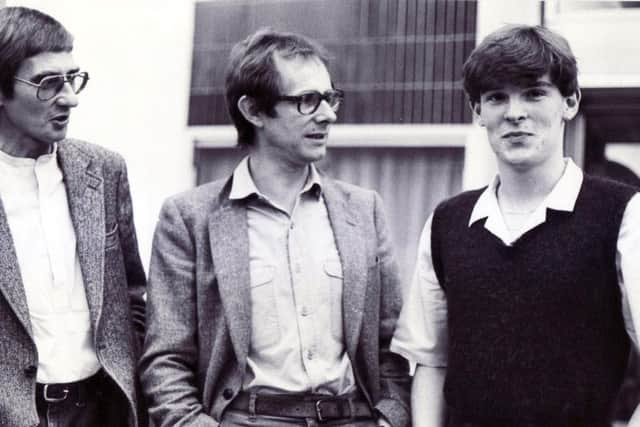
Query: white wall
545 3 640 87
7 1 197 269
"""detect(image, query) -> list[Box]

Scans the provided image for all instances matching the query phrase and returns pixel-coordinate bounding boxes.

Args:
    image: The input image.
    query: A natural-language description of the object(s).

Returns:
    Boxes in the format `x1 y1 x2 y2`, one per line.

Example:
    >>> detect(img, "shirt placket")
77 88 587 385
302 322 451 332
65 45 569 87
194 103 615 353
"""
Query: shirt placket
288 203 323 390
34 159 69 312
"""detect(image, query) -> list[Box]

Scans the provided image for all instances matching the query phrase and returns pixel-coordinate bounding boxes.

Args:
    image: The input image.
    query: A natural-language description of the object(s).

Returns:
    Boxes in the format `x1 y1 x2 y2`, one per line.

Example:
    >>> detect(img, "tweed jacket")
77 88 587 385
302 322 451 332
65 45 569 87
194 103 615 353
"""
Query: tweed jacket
140 173 411 427
0 139 146 427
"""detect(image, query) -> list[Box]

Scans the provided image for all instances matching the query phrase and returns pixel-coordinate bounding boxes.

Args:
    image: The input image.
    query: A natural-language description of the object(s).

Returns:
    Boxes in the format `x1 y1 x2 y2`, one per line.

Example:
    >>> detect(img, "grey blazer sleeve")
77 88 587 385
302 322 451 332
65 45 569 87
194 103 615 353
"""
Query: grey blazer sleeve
139 197 218 427
373 192 411 427
115 158 147 350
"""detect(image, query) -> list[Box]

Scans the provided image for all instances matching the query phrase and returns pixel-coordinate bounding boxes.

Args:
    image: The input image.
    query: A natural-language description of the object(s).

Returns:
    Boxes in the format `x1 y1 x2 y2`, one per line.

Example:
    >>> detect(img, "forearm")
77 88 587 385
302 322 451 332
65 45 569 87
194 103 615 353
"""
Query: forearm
629 405 640 427
412 365 446 427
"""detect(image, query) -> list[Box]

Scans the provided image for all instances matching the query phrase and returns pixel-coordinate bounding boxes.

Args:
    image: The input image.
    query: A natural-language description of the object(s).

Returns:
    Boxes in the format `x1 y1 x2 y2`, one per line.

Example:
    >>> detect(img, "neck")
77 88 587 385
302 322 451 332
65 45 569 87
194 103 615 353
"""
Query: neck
0 115 50 159
247 152 310 213
497 156 566 212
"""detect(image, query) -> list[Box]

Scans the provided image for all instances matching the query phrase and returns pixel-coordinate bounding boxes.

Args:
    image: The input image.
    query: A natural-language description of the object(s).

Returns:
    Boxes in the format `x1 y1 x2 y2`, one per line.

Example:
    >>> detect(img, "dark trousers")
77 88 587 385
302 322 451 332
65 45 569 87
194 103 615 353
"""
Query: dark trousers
36 394 104 427
446 408 611 427
35 371 124 427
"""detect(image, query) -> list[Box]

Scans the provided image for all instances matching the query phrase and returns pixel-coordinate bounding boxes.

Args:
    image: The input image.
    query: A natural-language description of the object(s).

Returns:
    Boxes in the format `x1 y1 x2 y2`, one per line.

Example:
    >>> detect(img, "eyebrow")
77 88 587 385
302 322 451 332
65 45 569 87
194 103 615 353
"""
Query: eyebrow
29 68 81 82
528 81 555 88
484 80 555 94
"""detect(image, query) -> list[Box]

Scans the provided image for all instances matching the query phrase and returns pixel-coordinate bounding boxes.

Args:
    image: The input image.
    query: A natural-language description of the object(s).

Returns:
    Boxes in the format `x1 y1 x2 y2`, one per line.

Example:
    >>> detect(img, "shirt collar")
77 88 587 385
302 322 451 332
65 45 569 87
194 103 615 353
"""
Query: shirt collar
0 143 58 168
468 158 584 227
229 156 323 201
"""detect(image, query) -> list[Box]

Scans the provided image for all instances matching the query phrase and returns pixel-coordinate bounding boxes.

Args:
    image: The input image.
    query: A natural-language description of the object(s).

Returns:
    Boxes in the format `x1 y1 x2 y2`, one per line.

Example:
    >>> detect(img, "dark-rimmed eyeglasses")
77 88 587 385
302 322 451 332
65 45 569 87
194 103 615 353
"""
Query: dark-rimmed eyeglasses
276 89 344 115
14 71 90 101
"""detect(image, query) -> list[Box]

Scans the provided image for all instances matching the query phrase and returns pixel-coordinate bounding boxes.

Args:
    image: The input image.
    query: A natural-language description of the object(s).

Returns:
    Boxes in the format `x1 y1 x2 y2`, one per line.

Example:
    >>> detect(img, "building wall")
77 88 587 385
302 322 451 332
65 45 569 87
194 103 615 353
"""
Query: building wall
545 1 640 88
190 0 476 126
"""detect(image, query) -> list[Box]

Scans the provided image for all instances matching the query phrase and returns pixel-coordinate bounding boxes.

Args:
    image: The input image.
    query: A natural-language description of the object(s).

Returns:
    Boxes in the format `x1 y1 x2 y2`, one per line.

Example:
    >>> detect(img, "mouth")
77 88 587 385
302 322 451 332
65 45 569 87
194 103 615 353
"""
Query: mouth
304 132 328 140
502 131 533 139
50 114 70 126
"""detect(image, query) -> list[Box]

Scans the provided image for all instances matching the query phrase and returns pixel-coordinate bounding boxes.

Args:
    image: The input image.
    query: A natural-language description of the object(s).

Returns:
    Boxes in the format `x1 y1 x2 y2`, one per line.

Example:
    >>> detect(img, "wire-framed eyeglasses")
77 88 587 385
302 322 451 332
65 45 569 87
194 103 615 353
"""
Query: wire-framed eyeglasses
14 71 90 101
276 89 344 115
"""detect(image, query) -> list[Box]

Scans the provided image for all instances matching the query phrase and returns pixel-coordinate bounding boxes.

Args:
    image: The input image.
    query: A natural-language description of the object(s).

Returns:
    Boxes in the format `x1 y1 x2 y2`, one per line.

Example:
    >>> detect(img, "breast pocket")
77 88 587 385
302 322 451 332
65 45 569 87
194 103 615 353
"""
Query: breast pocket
105 223 119 250
249 264 280 351
323 258 344 341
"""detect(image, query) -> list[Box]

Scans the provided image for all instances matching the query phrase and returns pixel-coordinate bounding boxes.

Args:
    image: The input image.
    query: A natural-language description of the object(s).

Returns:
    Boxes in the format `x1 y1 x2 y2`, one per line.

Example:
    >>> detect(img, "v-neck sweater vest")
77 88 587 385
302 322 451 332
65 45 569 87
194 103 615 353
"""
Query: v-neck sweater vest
431 175 636 425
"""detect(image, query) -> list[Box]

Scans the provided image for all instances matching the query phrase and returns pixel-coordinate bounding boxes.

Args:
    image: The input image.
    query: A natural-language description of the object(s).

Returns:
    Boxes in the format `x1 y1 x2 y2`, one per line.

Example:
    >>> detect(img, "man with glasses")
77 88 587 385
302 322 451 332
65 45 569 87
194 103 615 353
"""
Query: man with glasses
0 7 146 427
140 28 410 427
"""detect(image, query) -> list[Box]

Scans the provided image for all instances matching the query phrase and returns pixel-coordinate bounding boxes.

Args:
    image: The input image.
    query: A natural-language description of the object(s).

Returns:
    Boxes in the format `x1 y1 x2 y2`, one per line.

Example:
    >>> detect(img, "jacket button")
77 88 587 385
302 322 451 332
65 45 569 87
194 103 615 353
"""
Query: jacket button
24 365 37 378
222 388 234 400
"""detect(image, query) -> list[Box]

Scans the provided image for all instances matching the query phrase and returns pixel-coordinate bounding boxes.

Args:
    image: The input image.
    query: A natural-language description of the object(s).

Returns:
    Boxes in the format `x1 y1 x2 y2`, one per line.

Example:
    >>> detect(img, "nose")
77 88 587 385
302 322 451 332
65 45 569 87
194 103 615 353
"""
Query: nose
55 81 79 108
504 97 527 122
314 99 337 123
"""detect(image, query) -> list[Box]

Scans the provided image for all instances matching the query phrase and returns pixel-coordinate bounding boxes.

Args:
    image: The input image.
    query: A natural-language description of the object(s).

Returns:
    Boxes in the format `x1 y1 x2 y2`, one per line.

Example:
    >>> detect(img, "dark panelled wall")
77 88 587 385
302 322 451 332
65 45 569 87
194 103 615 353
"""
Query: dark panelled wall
189 0 476 126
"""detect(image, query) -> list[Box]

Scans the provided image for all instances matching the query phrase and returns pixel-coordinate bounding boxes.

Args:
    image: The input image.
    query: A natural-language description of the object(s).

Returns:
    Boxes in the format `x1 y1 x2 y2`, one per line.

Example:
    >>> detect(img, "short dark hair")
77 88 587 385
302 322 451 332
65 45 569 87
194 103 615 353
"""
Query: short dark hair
224 27 330 147
0 7 74 99
462 24 578 104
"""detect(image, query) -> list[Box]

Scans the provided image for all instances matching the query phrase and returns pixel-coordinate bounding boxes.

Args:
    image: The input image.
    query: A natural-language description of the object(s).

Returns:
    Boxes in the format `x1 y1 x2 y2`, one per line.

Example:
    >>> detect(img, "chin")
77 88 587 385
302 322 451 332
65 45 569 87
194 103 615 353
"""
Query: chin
304 147 326 162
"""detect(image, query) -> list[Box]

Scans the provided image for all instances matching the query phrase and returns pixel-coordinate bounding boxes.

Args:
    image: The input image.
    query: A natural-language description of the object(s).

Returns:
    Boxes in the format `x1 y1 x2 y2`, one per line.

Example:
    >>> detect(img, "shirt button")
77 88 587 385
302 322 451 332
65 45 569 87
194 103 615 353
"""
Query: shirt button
306 350 314 360
300 306 309 317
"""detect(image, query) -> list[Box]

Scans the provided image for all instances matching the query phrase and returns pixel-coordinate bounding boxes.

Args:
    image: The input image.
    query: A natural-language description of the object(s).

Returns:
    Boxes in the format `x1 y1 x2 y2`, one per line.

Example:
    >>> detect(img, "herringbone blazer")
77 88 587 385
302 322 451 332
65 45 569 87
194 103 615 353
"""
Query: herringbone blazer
140 172 411 427
0 139 146 427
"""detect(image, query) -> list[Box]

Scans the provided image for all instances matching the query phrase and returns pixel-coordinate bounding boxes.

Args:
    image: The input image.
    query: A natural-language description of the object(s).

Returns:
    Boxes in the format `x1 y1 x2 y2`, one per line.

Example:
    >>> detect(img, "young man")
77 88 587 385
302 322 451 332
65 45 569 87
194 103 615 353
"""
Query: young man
0 7 146 427
391 25 640 426
140 28 410 426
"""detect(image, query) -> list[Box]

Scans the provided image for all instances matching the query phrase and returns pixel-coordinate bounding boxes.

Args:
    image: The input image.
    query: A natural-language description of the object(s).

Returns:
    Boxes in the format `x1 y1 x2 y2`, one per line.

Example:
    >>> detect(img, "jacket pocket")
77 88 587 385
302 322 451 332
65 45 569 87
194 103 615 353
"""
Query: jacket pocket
105 223 119 250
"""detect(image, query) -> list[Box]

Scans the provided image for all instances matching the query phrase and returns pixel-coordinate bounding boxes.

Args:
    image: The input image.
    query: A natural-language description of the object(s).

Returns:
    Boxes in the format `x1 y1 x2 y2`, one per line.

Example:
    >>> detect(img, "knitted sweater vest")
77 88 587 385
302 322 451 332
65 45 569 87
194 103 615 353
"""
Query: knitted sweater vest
431 175 636 425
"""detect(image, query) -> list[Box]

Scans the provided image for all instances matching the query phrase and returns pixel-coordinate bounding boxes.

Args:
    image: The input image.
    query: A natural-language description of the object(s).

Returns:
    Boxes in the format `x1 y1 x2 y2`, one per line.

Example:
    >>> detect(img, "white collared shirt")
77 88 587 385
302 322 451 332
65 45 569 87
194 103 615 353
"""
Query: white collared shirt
391 159 640 367
0 146 100 383
229 157 356 395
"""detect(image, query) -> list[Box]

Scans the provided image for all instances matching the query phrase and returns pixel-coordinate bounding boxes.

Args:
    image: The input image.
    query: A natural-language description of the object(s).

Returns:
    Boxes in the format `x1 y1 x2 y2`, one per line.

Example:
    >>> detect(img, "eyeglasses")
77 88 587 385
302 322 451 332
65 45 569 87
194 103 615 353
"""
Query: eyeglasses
14 71 89 101
276 89 344 115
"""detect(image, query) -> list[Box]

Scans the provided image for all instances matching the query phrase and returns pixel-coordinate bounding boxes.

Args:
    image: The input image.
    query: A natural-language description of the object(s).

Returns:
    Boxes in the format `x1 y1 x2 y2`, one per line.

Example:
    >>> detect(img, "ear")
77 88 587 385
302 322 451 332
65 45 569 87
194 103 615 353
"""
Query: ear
470 101 484 127
562 89 581 121
237 95 264 128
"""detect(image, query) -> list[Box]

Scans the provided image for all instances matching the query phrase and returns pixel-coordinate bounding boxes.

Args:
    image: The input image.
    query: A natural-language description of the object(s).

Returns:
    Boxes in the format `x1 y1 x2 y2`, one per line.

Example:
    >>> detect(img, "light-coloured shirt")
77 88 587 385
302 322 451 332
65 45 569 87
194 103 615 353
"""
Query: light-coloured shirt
0 146 100 383
391 159 640 367
229 157 355 395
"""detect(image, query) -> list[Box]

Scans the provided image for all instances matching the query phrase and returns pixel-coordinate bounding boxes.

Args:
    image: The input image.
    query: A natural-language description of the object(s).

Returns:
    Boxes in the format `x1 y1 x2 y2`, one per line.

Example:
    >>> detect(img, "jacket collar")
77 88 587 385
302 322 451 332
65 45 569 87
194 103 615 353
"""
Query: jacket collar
57 140 105 331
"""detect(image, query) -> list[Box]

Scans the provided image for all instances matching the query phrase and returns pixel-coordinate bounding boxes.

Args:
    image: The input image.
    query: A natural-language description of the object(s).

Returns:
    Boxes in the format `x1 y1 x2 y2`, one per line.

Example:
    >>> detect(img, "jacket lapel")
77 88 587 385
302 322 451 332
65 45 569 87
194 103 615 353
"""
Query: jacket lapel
0 199 33 336
57 142 105 329
322 180 368 356
208 191 251 365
